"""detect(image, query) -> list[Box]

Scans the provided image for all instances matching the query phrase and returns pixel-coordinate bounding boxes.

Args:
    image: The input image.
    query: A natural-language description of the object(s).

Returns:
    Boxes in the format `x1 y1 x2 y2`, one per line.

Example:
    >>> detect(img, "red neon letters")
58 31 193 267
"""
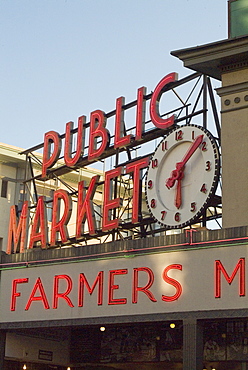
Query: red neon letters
7 156 149 252
9 73 178 252
150 72 178 129
41 73 176 178
88 110 110 162
162 264 183 302
42 131 62 178
76 175 100 237
215 258 245 298
10 265 182 312
64 116 85 167
7 201 29 254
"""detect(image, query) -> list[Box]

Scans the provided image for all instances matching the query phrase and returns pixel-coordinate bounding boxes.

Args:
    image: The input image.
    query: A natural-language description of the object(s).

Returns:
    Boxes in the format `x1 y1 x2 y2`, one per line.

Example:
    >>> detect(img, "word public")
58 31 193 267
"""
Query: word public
41 72 177 178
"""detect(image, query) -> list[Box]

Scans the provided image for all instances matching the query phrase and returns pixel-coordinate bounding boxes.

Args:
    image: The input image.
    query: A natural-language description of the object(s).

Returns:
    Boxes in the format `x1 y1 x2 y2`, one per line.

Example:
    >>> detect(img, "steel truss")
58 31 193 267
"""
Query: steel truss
20 72 222 249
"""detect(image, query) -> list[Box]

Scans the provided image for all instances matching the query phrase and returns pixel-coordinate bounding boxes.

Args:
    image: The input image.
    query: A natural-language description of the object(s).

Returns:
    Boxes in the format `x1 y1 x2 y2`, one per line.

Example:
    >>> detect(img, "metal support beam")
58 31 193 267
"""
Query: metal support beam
183 318 203 370
0 330 6 369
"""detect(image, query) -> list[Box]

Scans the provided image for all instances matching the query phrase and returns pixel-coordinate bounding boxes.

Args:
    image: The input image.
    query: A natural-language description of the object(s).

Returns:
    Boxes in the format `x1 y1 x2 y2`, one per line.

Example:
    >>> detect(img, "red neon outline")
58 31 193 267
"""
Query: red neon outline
150 72 178 129
4 236 248 268
50 190 72 246
88 110 110 161
76 175 100 237
11 278 29 311
53 275 74 309
42 131 62 179
102 168 122 232
135 87 146 141
78 271 103 307
215 258 245 298
29 196 48 250
132 267 157 303
108 269 128 305
7 201 28 254
25 277 50 310
114 97 133 148
126 157 150 223
64 116 85 167
162 264 182 302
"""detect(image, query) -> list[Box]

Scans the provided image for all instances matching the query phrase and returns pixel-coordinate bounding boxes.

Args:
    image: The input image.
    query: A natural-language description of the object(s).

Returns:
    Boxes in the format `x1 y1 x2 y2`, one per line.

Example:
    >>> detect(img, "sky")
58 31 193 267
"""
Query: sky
0 0 228 150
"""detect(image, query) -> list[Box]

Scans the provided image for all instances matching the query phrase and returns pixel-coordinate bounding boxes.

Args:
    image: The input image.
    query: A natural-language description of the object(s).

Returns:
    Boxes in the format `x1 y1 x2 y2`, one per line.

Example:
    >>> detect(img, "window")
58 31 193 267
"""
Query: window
1 179 8 198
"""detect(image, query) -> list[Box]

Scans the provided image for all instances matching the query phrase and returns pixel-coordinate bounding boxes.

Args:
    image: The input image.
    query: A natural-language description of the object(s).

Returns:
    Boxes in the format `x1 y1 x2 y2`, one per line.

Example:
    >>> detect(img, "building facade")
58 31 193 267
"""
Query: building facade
1 1 248 369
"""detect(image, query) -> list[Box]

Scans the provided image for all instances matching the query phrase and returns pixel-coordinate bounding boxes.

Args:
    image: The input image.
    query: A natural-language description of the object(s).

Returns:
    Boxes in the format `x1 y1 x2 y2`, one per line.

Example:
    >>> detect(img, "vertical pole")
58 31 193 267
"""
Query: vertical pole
203 74 207 129
183 319 203 370
202 74 208 227
207 77 221 142
0 330 6 369
112 148 120 242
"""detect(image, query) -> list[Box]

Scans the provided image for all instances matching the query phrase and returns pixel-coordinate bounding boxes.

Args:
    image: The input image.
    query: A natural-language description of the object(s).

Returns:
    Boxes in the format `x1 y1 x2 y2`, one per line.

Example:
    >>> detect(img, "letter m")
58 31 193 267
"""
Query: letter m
215 258 245 298
7 201 28 254
78 271 103 307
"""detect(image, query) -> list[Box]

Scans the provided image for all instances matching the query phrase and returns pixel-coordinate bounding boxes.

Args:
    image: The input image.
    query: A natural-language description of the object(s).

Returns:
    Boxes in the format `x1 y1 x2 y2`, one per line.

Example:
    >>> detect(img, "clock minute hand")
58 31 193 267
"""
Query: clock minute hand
180 134 204 167
166 134 204 189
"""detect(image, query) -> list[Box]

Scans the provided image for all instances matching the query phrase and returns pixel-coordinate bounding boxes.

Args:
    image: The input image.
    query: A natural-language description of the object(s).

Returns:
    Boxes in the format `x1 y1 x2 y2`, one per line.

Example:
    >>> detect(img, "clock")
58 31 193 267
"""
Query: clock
145 124 220 229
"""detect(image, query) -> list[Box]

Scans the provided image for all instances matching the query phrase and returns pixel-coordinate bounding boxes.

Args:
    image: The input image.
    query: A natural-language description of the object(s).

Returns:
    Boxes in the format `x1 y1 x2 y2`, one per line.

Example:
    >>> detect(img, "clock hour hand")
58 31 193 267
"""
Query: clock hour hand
175 172 184 209
166 134 204 189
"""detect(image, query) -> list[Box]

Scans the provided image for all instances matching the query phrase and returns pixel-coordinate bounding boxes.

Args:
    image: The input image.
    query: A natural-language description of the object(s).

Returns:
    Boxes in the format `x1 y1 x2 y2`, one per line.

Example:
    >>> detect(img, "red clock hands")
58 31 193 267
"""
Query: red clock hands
175 172 184 209
166 134 204 208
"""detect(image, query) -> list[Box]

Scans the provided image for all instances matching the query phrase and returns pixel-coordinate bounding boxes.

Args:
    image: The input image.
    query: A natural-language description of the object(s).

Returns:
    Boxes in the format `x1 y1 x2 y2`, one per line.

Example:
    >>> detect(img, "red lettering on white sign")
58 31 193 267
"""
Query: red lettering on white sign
215 258 245 298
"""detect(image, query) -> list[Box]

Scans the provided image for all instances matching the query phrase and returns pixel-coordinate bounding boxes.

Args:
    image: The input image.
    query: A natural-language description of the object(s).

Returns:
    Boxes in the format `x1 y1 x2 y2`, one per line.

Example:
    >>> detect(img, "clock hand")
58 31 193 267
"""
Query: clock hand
175 172 184 209
180 134 204 168
166 134 204 189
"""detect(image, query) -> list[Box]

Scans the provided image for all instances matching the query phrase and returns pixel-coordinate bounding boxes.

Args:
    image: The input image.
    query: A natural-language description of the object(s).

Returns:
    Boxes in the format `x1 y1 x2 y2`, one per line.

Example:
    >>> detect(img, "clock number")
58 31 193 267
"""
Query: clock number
175 130 183 141
161 210 167 220
162 141 167 151
202 141 207 151
191 202 196 212
150 199 156 208
192 131 195 140
175 212 181 222
152 159 158 168
200 184 207 194
147 180 153 189
206 161 211 171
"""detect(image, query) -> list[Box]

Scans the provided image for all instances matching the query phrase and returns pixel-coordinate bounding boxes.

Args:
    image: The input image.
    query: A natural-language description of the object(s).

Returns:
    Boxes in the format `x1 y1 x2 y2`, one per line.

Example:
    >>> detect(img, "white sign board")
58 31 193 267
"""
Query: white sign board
0 244 247 323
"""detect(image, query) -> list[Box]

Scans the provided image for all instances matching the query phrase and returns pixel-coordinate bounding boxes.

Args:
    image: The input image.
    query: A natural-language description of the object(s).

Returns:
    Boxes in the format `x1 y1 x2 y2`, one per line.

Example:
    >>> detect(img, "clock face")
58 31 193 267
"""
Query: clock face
145 124 220 229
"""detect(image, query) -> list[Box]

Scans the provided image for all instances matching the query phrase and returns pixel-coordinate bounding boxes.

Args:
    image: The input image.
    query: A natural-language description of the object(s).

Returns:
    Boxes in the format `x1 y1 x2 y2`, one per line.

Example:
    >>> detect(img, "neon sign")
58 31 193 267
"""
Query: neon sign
7 73 178 254
10 264 183 311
